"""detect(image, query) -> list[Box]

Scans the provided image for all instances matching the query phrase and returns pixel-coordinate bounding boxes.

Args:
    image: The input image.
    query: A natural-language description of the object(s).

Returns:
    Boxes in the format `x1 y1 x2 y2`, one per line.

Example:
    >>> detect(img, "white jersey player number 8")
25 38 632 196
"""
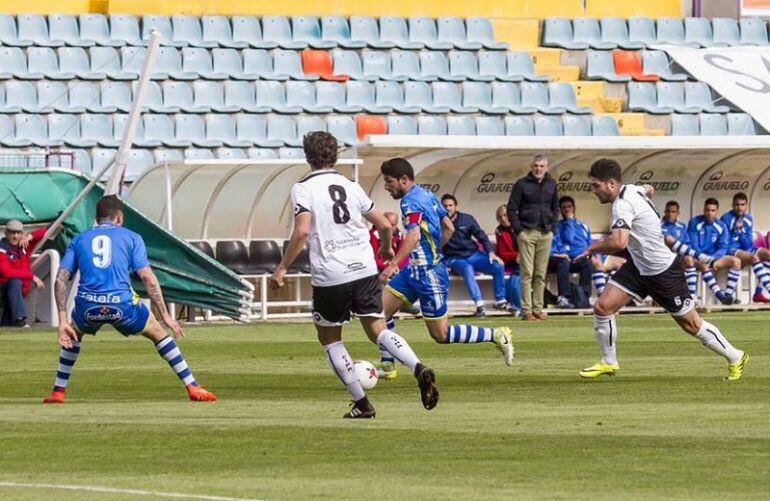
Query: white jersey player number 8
91 235 112 268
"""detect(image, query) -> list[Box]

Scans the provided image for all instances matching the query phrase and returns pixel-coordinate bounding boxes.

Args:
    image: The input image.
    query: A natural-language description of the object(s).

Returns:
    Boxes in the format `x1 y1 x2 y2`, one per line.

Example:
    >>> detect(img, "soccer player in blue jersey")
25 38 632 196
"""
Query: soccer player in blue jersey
721 192 770 303
374 158 513 380
660 200 698 298
42 195 216 404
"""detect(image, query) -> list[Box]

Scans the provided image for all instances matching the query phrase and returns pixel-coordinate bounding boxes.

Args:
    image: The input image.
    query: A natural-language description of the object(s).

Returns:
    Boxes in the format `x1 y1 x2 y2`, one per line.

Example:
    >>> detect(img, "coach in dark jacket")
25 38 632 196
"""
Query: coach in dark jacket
506 154 559 321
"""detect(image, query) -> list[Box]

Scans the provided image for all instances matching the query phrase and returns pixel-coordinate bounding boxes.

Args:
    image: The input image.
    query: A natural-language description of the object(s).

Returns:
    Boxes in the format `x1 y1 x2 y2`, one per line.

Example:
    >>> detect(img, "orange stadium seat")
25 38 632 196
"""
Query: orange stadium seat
356 114 387 140
301 50 349 81
612 50 658 82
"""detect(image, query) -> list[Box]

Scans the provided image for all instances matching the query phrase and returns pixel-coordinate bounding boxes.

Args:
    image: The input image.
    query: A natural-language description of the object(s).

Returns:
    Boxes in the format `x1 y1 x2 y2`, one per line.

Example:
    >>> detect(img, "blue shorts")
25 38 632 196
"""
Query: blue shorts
386 263 449 319
72 296 151 336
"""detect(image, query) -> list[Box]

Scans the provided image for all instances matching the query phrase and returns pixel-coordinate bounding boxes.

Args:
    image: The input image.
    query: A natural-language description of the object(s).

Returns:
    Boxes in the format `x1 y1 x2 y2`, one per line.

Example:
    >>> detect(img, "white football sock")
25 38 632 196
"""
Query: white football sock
376 330 420 373
693 320 742 364
323 341 365 401
594 314 618 365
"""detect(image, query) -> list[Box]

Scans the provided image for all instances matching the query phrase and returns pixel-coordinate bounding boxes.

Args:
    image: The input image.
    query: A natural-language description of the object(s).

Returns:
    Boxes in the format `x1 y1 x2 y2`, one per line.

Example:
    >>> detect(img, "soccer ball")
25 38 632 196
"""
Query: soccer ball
354 360 378 390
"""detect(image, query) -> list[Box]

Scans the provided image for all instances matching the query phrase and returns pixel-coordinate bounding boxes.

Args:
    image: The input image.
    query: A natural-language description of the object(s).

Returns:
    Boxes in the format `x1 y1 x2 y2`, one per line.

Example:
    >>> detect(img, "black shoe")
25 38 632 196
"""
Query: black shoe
13 319 30 328
494 300 512 311
414 363 439 411
474 305 487 317
343 397 376 419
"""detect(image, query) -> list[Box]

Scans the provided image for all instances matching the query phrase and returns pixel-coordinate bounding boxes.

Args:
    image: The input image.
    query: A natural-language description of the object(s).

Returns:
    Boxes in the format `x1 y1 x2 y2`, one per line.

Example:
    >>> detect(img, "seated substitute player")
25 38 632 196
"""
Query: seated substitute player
660 200 698 298
721 192 770 303
43 195 216 404
269 132 438 419
375 158 513 381
552 196 594 308
573 158 747 381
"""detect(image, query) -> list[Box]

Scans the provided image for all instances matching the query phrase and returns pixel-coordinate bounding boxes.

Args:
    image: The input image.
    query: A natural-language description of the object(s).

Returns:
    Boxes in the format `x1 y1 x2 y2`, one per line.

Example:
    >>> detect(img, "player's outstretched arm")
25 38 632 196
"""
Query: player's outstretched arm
136 267 184 339
575 229 630 262
54 268 78 349
439 215 455 249
363 208 394 263
270 212 311 290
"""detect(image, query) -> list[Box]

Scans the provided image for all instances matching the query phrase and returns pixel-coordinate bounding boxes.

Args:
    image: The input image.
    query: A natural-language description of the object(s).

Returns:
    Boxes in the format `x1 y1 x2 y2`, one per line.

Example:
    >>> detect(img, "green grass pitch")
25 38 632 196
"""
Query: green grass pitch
1 312 768 500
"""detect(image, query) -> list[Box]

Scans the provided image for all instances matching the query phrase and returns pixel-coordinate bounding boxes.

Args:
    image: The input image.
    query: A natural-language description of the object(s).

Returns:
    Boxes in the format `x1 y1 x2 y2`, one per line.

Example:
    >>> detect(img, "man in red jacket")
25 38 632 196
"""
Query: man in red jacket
369 212 408 272
0 220 46 327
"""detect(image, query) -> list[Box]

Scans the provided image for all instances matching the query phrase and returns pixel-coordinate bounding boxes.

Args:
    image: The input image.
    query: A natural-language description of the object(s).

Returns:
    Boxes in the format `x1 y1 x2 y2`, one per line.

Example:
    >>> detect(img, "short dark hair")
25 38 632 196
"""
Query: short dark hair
380 158 414 181
588 158 622 183
440 193 457 204
733 192 748 203
704 197 719 208
96 195 123 221
558 195 575 207
665 200 680 210
303 131 338 170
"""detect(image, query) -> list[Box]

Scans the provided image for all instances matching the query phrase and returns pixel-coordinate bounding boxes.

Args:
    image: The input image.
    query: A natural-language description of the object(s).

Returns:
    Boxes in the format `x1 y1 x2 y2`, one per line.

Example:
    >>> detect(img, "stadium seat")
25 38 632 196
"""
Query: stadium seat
36 81 77 113
670 113 699 135
449 51 493 81
462 82 506 114
466 18 507 50
699 113 727 136
684 17 717 48
195 81 239 113
142 15 185 47
447 116 476 135
0 83 21 113
347 81 391 113
69 81 117 113
216 147 247 159
110 14 144 46
69 149 92 174
657 18 698 47
549 83 592 114
391 50 431 81
591 115 620 136
126 47 165 79
417 115 447 135
15 114 57 147
562 115 592 136
256 81 302 113
573 18 616 49
356 114 387 140
491 82 536 114
249 241 283 274
628 17 657 46
80 14 122 47
140 81 179 113
326 115 358 145
504 116 534 136
224 81 268 112
586 51 630 82
113 113 162 147
80 113 118 147
296 114 326 137
124 149 154 181
5 80 51 113
380 16 424 49
94 47 137 80
206 114 252 147
216 240 253 274
279 147 305 158
613 50 658 82
374 81 420 113
627 82 673 114
349 16 395 49
432 82 478 113
362 50 401 81
286 80 330 113
520 82 565 114
711 18 740 47
247 147 278 159
0 48 38 79
542 18 589 50
321 16 366 49
154 47 196 80
190 240 214 257
58 47 104 80
641 50 687 81
0 15 32 47
17 14 64 47
173 15 216 48
274 49 319 81
243 49 288 80
475 116 504 136
143 114 190 147
657 82 700 113
266 114 299 146
236 113 282 147
183 47 228 80
101 81 132 113
599 18 644 49
48 113 94 147
409 17 453 50
212 49 256 80
332 50 374 81
163 81 208 113
0 114 30 146
420 51 463 82
91 148 117 174
314 81 359 113
292 16 335 49
263 16 307 49
27 47 75 80
534 115 563 136
402 81 440 112
507 52 549 82
437 17 482 50
739 17 769 46
49 14 92 47
201 16 246 49
185 148 215 159
477 51 521 82
232 16 277 49
387 116 418 135
176 114 223 147
684 82 730 113
727 113 757 135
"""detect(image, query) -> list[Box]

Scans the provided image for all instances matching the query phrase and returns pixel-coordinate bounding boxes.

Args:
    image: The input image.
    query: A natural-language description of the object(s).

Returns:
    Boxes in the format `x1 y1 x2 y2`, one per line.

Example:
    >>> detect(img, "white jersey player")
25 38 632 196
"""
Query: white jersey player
573 158 747 381
269 131 439 418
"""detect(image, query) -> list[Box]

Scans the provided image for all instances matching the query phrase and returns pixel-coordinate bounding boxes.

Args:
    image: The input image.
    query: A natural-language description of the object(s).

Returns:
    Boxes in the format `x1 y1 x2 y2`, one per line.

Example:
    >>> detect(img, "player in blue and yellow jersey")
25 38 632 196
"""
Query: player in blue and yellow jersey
374 158 513 380
42 195 216 404
660 200 699 298
721 192 770 303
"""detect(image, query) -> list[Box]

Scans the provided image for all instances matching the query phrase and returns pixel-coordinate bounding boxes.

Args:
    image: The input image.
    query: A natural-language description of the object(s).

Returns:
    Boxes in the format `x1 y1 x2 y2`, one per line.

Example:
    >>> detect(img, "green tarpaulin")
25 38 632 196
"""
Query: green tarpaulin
0 169 252 320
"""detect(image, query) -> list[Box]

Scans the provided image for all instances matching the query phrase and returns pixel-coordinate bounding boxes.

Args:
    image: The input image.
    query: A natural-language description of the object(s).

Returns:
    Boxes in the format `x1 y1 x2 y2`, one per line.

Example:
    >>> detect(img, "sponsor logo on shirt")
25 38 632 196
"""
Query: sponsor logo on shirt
78 292 122 303
84 305 123 323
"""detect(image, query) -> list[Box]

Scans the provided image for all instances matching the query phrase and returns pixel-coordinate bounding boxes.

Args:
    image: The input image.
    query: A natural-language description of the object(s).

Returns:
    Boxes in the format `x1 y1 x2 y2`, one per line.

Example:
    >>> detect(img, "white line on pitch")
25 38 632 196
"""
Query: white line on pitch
0 481 265 501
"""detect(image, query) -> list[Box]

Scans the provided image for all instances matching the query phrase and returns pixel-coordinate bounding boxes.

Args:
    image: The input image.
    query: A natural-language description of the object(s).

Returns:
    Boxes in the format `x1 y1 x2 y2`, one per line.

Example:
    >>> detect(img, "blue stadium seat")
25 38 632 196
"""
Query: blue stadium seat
194 81 239 113
375 81 420 113
143 114 191 147
176 113 223 147
101 81 132 112
113 113 162 147
586 50 630 82
627 82 674 114
478 51 521 82
183 47 227 79
380 16 424 49
163 81 209 113
58 47 103 80
232 16 277 49
670 114 699 135
266 114 299 145
333 49 375 81
549 83 592 114
326 115 358 145
599 18 644 49
684 81 730 113
92 148 117 174
507 52 549 82
739 17 769 46
542 18 589 50
216 147 248 159
120 47 154 78
93 47 137 80
243 49 287 80
69 149 92 174
573 18 616 49
409 17 453 49
491 82 536 114
5 80 51 113
347 80 391 113
699 113 727 135
48 113 95 147
263 16 307 49
80 14 122 47
154 47 197 80
69 80 117 113
153 148 184 163
504 116 534 136
533 115 564 136
140 81 180 113
0 114 30 146
28 47 75 80
273 49 318 80
432 82 478 113
387 116 418 135
292 16 335 49
475 116 504 136
0 15 32 47
447 116 476 135
591 115 620 136
684 17 717 47
212 48 255 80
642 50 688 81
316 81 360 112
110 14 143 46
712 18 740 47
224 80 269 112
437 17 482 50
417 115 447 135
657 18 699 47
349 16 395 49
80 113 119 147
321 16 366 49
142 15 186 47
403 81 441 112
466 18 507 49
279 147 305 159
0 47 40 79
296 114 326 137
391 50 430 81
727 113 757 135
201 16 246 48
36 81 77 113
449 50 493 81
656 82 700 113
256 80 302 113
286 80 331 113
462 82 506 114
184 148 215 159
206 114 252 147
16 114 56 147
49 14 92 47
420 51 463 81
520 82 565 114
248 147 278 159
124 149 155 181
562 115 592 136
0 83 21 113
628 17 657 46
173 15 217 48
236 113 282 147
361 50 400 81
17 14 64 47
